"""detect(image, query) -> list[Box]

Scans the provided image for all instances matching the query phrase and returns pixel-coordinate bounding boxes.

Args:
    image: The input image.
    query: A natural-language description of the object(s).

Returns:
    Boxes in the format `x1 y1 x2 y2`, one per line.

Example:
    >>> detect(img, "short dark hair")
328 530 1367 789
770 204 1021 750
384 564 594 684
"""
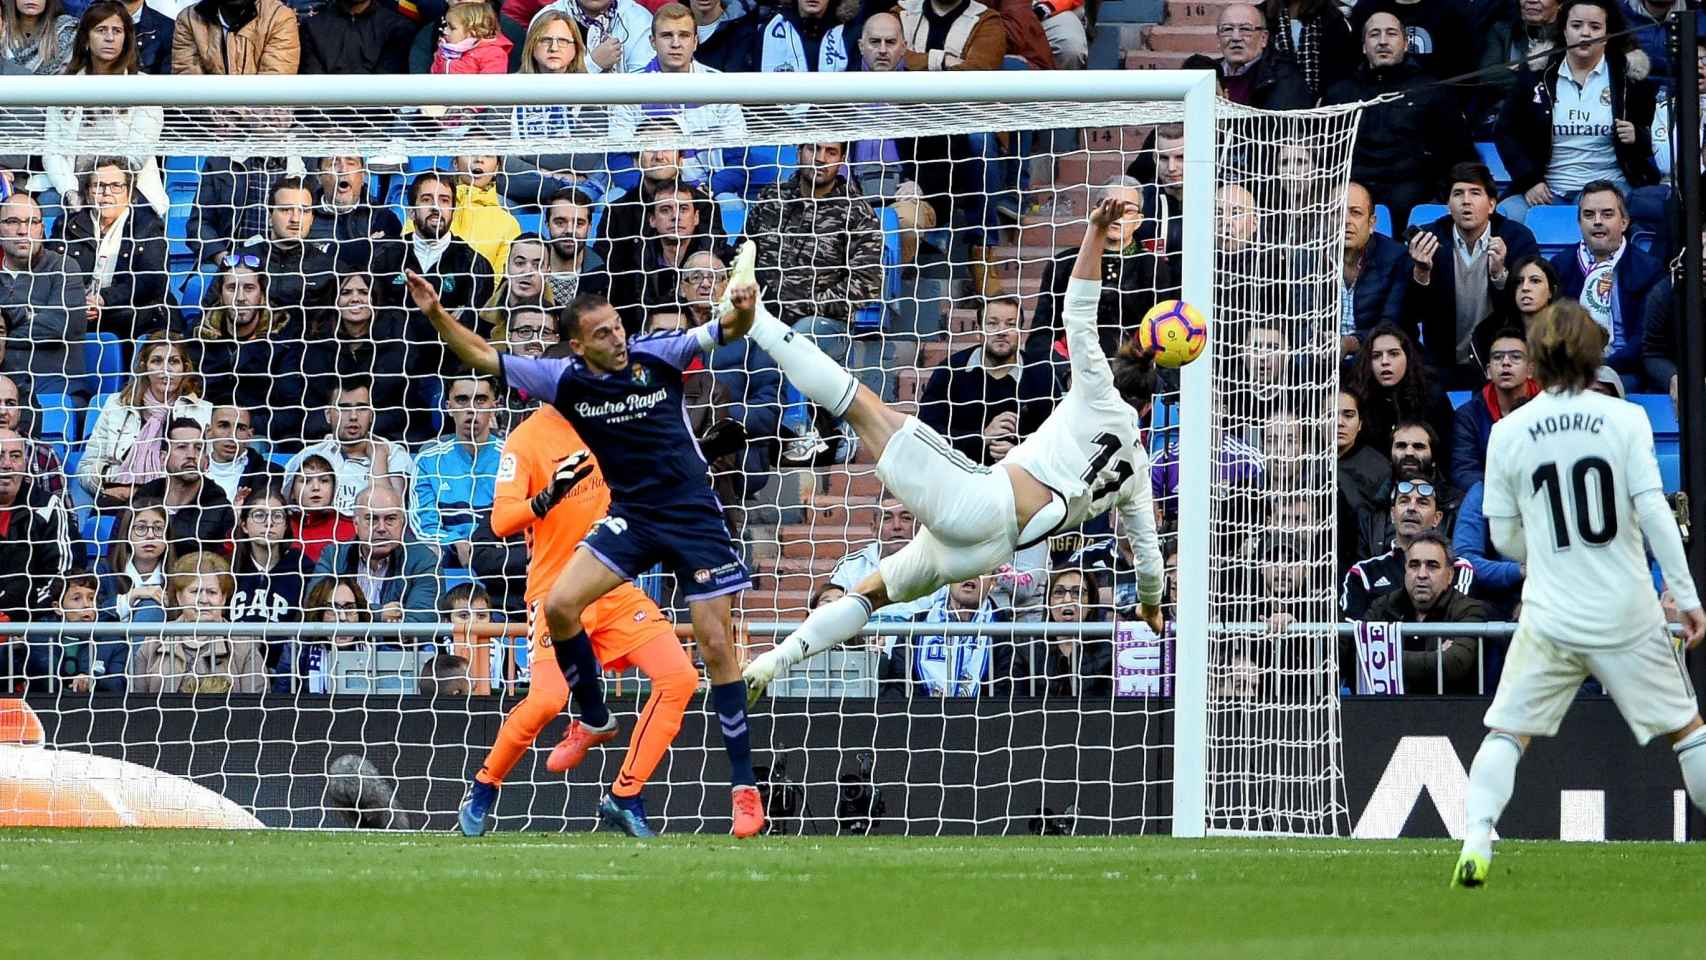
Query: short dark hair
977 295 1023 325
407 171 455 206
1448 162 1497 198
1389 418 1439 452
563 294 615 339
1112 338 1158 413
166 416 204 437
544 186 596 211
57 569 98 604
270 175 315 206
1405 529 1454 566
418 653 470 696
1578 179 1629 217
440 581 490 614
333 374 373 400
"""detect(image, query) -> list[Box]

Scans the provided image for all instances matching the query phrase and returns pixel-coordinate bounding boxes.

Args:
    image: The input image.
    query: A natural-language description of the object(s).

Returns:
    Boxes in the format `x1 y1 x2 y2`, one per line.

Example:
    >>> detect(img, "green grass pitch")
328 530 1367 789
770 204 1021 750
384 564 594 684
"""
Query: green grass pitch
4 830 1705 958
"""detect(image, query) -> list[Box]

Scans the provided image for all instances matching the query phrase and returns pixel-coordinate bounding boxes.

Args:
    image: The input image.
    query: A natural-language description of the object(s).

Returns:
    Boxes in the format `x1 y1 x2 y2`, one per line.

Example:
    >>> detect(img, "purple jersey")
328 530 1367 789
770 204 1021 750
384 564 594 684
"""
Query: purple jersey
500 330 717 506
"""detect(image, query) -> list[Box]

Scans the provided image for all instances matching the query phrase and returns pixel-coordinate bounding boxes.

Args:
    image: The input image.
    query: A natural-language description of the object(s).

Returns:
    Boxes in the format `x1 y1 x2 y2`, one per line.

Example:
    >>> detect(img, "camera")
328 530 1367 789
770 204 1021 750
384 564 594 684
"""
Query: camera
836 751 885 835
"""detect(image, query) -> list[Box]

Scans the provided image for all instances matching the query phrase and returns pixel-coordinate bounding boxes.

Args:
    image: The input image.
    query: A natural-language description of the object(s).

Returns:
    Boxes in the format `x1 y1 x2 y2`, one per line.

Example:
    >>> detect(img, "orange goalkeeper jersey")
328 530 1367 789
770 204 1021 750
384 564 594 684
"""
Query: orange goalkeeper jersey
493 405 654 616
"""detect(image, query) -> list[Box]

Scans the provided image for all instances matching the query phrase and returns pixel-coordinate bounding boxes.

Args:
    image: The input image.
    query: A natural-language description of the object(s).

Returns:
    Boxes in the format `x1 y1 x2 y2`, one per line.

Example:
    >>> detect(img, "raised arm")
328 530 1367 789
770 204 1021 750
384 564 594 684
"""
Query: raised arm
1061 197 1133 393
404 270 500 376
717 241 761 344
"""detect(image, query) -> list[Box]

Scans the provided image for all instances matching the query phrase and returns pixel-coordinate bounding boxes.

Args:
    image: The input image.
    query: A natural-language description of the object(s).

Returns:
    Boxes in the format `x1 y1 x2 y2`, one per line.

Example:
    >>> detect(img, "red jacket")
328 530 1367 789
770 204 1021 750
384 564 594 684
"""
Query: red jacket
431 34 513 75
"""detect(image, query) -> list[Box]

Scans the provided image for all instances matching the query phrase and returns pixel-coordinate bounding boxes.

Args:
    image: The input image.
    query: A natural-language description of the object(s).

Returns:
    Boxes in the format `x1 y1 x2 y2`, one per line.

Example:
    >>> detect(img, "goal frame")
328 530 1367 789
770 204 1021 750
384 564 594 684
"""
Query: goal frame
0 69 1219 837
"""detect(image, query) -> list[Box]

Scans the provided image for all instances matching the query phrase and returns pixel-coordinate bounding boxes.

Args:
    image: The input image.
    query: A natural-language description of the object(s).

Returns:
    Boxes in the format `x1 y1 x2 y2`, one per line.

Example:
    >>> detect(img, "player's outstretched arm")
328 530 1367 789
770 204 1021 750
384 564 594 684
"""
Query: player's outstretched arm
405 270 500 376
715 240 761 343
1117 480 1165 635
1073 196 1133 281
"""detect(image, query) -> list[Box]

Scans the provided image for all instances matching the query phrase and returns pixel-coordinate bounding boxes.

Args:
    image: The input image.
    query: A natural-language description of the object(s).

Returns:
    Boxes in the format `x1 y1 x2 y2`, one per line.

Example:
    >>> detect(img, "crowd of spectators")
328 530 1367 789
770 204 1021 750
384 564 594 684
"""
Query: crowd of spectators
0 0 1699 701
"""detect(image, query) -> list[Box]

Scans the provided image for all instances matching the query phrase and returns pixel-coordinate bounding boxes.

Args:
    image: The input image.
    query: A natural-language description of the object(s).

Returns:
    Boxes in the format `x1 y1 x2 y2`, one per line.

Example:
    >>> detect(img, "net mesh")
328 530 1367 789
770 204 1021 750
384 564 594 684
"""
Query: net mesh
0 91 1360 835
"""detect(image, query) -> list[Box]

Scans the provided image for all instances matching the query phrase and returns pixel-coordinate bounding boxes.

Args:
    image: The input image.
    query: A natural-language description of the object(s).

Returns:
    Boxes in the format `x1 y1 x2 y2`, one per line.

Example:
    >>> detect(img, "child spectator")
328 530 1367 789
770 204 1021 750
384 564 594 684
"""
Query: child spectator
97 498 171 620
287 452 356 564
431 1 511 74
229 479 310 627
26 571 124 692
418 652 471 697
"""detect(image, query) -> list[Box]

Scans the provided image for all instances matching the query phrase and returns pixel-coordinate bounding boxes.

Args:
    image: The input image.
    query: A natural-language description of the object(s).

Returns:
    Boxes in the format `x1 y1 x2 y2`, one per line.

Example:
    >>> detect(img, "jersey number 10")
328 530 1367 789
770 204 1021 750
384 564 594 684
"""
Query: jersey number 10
1532 457 1618 550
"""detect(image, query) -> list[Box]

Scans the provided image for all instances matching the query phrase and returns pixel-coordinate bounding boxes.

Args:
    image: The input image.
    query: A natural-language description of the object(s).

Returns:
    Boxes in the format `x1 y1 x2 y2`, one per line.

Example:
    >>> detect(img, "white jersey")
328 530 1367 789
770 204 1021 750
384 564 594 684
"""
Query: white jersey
1001 277 1164 604
1483 389 1669 650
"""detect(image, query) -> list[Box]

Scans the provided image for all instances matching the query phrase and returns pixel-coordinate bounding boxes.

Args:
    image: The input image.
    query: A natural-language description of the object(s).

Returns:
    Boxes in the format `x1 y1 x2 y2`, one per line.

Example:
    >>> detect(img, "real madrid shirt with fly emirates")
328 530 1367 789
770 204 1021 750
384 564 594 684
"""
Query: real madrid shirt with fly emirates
498 328 723 507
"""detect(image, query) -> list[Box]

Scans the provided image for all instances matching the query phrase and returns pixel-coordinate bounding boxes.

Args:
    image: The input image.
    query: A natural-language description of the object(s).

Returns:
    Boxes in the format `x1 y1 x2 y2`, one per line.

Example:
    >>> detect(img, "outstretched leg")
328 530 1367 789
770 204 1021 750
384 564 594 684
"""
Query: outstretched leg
542 547 626 733
744 552 914 707
1455 729 1527 885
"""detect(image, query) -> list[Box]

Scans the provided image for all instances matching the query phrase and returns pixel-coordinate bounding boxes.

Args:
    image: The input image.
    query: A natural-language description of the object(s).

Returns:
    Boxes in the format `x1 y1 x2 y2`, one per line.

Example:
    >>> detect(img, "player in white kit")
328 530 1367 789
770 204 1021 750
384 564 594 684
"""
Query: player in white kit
1454 301 1706 888
739 196 1166 703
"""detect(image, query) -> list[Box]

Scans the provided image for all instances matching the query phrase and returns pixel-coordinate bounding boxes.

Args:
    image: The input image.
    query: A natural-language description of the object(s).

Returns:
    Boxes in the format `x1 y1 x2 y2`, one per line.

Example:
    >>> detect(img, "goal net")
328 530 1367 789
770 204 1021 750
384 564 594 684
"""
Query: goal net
0 73 1360 836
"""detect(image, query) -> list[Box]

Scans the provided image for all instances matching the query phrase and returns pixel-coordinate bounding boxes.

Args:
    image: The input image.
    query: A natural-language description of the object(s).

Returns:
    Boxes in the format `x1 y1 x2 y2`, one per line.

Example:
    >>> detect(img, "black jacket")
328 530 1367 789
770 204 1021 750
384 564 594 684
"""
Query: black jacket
1361 586 1489 694
917 347 1061 465
1324 56 1475 191
264 237 341 333
1341 542 1475 620
195 316 310 442
1219 52 1315 111
52 204 171 341
0 480 68 622
1404 213 1541 371
134 477 236 559
1494 52 1660 197
299 0 415 74
135 3 175 75
187 157 292 265
301 309 413 441
307 196 403 277
1348 232 1410 338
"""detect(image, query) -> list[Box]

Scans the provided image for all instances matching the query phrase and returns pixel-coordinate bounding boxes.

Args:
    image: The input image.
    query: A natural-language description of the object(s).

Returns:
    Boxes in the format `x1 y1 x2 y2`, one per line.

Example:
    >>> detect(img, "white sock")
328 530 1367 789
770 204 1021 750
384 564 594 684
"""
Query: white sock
777 594 873 667
1463 732 1523 859
747 310 858 418
1673 726 1706 813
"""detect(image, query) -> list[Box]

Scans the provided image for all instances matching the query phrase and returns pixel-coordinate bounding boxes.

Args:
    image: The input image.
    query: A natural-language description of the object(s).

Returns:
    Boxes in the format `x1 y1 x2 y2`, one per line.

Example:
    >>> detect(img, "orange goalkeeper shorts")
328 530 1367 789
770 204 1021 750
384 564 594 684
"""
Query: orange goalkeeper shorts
527 585 677 670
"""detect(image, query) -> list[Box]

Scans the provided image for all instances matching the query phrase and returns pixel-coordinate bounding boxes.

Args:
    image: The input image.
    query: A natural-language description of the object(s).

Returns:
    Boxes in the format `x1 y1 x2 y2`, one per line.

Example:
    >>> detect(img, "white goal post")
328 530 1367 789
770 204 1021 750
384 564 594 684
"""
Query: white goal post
0 71 1360 837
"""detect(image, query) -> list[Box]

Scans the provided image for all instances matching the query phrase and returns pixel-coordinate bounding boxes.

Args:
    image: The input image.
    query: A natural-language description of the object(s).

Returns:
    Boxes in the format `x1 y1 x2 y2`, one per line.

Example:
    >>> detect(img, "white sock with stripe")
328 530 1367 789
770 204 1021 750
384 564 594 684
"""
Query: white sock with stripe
747 309 858 418
1463 731 1523 860
781 594 874 667
1673 725 1706 813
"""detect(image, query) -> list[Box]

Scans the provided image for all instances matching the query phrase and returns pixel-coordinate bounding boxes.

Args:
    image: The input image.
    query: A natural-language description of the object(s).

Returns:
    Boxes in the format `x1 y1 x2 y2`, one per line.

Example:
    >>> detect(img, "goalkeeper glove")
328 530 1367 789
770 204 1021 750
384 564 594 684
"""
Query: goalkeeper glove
531 451 593 518
699 418 749 462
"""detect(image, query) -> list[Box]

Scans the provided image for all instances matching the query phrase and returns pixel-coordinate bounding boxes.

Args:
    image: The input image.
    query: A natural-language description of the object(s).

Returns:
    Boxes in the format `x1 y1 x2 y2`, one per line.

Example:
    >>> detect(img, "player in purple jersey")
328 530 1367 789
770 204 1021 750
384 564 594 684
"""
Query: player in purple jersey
404 246 770 837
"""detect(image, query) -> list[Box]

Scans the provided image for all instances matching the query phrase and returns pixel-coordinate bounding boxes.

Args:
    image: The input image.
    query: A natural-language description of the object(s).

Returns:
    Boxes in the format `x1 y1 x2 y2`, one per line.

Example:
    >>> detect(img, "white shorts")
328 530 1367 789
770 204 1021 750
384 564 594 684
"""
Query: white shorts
1484 622 1699 745
875 417 1019 604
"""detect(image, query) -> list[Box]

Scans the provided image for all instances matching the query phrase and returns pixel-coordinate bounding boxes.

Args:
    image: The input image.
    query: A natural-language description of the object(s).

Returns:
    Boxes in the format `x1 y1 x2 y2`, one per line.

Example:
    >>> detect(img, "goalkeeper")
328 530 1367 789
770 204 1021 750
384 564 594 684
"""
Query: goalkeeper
458 401 700 839
743 197 1166 702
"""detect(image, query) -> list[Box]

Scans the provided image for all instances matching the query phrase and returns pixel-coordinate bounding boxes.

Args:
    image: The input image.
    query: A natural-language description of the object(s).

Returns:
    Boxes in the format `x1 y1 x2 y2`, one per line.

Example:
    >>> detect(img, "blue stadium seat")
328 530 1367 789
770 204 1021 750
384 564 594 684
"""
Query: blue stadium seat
718 195 746 238
1526 205 1580 257
82 334 126 397
878 204 902 303
1373 205 1392 237
740 145 798 196
33 392 81 466
1475 143 1510 188
513 209 542 236
439 567 476 593
1631 392 1678 437
1408 204 1448 230
1447 390 1473 409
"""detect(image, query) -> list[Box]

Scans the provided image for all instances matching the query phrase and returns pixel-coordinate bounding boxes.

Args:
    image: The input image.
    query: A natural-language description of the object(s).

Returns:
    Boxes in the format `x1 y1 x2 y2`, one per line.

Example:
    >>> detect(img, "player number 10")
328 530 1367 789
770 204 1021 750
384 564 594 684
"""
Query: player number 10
1531 457 1617 551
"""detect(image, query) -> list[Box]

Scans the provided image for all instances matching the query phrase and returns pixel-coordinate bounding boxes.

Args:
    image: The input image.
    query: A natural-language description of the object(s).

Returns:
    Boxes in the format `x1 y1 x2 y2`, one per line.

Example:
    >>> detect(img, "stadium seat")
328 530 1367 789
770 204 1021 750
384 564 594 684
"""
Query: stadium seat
1631 393 1678 437
33 392 81 466
1526 205 1581 257
83 393 115 443
82 334 127 397
1408 204 1448 230
1373 205 1392 237
1475 142 1510 188
1447 390 1473 409
718 195 746 238
513 209 542 236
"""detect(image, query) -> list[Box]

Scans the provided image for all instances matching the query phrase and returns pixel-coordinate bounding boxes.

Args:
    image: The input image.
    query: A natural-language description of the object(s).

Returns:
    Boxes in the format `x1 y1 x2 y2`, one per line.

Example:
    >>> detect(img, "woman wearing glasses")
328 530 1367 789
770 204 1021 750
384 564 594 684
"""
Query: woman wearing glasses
277 574 372 693
51 156 170 342
301 271 410 441
1037 568 1114 699
96 498 172 620
77 333 212 507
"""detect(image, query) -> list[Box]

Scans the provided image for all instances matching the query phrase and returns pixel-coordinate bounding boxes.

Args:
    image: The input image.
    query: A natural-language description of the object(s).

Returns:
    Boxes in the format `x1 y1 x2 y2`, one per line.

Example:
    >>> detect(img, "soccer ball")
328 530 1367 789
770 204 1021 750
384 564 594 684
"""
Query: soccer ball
1135 300 1208 369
